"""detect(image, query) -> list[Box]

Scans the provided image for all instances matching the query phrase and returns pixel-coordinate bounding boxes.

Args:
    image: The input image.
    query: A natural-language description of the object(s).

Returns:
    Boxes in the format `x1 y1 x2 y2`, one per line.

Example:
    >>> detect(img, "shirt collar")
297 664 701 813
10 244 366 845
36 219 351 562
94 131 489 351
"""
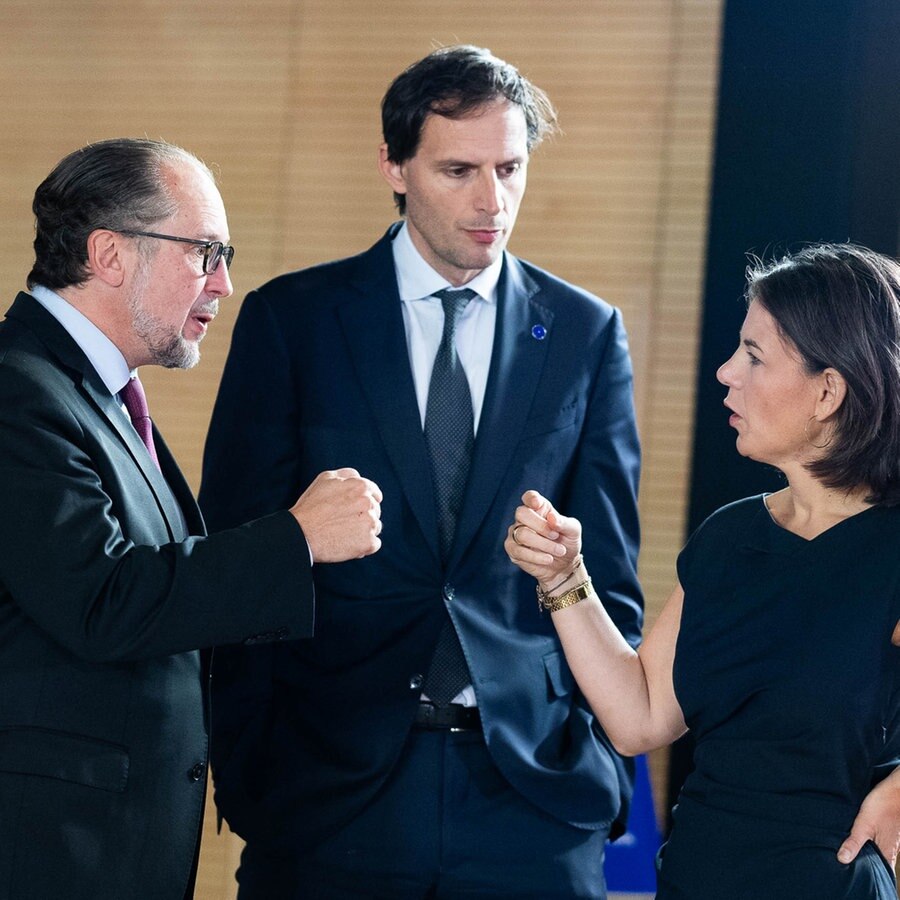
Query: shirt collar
391 221 502 304
30 284 134 395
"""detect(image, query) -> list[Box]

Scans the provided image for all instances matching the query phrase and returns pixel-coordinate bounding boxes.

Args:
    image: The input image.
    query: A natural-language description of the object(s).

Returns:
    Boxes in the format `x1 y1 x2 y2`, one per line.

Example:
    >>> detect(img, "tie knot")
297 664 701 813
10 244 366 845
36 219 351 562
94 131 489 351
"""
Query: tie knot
433 287 477 321
119 376 150 420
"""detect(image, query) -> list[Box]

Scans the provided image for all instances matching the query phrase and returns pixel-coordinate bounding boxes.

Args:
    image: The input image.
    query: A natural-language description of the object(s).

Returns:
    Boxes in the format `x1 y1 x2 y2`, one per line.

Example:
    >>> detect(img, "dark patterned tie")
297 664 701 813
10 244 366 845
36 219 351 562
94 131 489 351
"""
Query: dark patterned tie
120 376 160 470
422 288 476 706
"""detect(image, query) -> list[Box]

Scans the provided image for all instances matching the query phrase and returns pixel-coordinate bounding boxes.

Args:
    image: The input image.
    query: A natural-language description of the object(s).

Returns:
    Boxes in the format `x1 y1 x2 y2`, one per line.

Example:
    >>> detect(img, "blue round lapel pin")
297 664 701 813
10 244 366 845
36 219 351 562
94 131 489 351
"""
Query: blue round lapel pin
531 324 547 341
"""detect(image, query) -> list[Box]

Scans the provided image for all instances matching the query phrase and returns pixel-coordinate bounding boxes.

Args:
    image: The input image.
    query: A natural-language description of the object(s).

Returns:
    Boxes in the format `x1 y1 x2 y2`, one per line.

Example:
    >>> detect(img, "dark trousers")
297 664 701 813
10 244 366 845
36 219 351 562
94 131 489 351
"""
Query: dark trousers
237 728 607 899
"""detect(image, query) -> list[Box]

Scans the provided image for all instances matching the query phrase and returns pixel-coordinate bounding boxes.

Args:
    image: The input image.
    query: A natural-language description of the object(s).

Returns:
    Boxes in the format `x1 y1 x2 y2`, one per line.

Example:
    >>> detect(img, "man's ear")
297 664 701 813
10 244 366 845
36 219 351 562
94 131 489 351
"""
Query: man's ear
377 144 407 198
85 229 126 288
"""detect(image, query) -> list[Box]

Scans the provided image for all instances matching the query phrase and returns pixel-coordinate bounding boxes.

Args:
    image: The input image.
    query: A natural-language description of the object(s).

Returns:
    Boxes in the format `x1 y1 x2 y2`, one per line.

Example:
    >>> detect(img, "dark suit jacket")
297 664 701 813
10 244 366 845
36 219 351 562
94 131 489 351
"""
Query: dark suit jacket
200 226 643 855
0 293 315 899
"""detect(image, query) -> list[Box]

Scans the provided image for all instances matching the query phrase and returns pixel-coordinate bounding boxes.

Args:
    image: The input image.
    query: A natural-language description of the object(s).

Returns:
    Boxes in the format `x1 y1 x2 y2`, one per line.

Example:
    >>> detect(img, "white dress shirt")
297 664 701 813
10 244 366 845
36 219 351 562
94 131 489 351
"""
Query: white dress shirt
391 223 500 434
391 224 502 707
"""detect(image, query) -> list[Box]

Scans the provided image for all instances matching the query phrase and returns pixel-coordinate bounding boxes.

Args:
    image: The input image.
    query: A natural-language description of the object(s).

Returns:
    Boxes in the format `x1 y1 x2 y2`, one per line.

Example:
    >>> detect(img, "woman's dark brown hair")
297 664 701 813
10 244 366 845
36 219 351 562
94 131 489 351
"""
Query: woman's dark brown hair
747 243 900 505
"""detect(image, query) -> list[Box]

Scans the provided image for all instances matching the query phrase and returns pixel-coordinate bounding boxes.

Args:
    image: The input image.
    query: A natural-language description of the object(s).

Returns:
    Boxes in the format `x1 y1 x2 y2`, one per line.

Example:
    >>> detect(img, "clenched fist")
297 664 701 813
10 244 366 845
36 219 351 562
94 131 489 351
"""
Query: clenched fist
290 468 383 562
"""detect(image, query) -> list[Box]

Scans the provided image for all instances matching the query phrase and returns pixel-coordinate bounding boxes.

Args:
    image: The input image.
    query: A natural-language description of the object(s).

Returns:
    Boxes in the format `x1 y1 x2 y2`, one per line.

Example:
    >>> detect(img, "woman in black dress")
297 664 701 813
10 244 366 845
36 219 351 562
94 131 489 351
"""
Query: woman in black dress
506 243 900 898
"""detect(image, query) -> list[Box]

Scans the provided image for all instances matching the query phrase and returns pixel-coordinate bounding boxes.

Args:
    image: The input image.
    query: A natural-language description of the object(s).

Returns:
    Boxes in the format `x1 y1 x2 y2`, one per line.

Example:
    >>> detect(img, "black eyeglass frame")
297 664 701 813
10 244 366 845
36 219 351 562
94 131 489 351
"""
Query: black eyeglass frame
113 229 234 274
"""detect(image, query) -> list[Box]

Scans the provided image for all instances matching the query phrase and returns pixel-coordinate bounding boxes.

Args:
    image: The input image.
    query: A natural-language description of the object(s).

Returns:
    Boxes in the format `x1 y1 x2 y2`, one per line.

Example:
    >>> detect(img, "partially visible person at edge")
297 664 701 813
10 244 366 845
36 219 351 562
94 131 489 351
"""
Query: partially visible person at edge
507 242 900 899
200 45 643 899
0 138 381 900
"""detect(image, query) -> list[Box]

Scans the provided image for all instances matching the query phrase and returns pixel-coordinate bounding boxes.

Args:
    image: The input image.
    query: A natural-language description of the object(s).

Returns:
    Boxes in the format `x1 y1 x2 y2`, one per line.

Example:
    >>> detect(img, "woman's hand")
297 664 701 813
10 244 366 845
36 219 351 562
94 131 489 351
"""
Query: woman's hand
838 767 900 868
504 490 583 590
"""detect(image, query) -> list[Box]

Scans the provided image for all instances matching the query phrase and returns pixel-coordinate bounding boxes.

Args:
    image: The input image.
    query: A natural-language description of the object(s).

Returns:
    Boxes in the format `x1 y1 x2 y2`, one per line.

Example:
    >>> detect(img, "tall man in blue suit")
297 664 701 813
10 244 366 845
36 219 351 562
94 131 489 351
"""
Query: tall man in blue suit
201 45 643 899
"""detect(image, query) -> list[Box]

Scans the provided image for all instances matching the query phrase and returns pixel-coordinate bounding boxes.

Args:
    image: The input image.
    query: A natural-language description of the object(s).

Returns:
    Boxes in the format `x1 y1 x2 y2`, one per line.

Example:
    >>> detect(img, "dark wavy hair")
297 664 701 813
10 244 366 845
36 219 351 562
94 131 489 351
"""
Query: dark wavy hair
746 243 900 505
27 138 211 291
381 45 558 214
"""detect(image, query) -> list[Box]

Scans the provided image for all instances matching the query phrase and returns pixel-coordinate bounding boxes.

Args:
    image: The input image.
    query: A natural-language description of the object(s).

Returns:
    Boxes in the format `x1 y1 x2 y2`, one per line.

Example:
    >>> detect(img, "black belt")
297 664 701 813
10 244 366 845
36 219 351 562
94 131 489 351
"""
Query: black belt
413 702 481 732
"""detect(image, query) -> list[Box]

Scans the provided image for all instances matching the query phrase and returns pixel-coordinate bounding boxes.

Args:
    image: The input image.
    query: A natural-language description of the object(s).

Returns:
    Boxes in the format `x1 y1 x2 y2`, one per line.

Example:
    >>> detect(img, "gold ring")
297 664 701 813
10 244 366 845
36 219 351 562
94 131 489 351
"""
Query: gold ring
512 524 526 546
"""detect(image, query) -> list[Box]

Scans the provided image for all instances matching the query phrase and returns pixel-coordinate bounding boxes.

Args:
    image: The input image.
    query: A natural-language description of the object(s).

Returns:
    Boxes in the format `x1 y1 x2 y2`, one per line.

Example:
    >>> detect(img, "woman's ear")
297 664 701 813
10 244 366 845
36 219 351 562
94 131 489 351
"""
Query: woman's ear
816 367 847 420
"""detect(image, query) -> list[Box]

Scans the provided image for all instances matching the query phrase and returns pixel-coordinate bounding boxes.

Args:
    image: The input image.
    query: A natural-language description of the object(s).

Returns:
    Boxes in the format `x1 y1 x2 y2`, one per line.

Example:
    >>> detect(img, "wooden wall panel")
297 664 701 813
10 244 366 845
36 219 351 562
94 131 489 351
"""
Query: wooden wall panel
0 2 721 895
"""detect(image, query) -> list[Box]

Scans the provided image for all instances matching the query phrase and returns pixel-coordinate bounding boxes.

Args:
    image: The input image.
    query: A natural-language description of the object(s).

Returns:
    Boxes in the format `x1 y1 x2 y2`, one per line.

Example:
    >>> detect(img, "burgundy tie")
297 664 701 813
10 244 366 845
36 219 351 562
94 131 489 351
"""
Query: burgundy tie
120 376 160 470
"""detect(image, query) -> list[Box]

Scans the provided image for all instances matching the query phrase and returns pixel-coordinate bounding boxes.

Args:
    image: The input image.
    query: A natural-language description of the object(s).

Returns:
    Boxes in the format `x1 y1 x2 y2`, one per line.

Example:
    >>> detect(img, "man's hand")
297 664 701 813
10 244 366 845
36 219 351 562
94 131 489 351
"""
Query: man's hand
838 767 900 868
290 468 383 563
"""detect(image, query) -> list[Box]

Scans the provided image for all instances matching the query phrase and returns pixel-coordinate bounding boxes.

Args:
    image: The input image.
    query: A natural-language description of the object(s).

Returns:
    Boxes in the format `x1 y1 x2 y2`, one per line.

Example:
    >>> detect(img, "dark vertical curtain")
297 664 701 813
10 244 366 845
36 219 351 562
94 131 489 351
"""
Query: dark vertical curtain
667 0 900 828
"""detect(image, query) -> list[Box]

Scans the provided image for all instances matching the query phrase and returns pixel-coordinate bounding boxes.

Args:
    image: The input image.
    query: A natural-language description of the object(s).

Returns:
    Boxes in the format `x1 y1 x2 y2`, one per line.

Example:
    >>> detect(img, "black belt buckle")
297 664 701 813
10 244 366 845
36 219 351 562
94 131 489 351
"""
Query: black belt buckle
414 702 481 732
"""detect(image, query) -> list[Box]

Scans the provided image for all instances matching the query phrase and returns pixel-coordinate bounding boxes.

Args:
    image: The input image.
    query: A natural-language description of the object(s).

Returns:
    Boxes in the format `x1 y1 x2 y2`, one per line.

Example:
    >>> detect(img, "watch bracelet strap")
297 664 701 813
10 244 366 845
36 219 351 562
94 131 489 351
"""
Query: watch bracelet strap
536 578 593 613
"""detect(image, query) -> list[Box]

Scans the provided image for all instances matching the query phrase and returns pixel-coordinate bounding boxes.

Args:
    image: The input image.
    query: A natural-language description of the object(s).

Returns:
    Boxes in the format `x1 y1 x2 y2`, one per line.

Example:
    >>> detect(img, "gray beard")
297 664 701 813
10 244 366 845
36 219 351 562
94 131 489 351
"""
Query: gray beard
132 307 199 369
126 263 200 370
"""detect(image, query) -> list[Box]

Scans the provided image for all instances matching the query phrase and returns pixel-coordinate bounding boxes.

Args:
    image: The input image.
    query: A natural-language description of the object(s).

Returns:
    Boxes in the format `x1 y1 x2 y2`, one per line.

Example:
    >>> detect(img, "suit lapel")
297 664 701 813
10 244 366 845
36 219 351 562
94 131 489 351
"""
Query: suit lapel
7 293 191 543
450 257 553 567
75 367 190 544
155 432 204 537
338 236 441 562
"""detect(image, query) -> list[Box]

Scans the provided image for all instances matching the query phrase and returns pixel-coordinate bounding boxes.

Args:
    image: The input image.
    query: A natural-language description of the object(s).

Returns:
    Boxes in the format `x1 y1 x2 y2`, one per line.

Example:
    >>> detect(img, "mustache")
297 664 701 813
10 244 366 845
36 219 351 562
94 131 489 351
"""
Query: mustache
193 300 219 317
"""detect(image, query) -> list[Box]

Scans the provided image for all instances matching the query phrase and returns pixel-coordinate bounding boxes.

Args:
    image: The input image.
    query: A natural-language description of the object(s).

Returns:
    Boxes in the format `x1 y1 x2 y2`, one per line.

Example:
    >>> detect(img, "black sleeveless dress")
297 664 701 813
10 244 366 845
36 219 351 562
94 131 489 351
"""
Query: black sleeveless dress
657 496 900 899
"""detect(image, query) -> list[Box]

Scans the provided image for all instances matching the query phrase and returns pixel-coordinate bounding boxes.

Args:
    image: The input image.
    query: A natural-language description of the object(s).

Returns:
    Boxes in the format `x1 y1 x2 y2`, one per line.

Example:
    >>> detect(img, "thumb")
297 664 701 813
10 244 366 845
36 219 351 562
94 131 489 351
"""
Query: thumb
837 822 872 864
546 506 576 536
522 490 552 515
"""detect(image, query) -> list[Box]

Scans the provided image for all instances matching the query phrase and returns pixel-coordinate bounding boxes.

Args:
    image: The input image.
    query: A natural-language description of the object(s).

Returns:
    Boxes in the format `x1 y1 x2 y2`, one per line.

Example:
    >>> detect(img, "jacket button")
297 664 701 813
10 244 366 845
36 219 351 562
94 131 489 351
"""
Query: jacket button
188 763 206 782
443 584 455 601
409 674 424 690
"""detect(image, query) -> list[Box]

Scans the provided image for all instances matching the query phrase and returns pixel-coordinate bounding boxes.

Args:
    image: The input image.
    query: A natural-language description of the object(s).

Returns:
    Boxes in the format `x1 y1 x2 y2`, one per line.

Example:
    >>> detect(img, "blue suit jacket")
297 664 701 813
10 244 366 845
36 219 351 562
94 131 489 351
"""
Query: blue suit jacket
200 226 643 853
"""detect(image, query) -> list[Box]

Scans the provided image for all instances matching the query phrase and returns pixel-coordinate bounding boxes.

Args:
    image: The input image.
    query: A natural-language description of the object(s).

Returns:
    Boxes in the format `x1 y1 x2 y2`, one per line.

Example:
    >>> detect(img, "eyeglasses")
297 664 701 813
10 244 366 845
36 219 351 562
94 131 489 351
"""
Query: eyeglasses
115 229 235 274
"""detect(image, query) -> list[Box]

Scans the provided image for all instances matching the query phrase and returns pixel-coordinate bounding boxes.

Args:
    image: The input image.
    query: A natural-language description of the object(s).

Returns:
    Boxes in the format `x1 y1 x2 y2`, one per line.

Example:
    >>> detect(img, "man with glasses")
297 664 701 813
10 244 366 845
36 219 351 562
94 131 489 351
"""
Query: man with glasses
0 138 382 899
